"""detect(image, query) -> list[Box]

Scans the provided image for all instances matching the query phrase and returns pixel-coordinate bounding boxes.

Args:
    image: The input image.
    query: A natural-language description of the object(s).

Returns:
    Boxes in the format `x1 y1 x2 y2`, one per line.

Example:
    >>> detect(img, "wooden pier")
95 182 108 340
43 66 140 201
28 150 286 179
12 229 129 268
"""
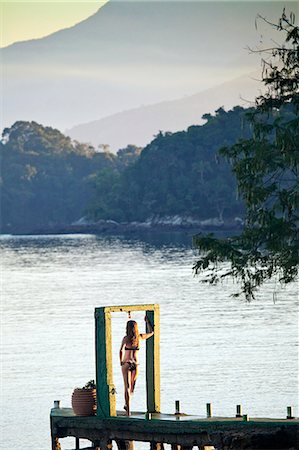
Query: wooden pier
50 304 298 449
50 407 299 450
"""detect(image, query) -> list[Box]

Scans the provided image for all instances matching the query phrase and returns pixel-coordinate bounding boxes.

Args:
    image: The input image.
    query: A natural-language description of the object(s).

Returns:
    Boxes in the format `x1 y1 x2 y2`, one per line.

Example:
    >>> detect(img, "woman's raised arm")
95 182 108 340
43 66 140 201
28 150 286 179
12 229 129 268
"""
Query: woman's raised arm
140 316 154 340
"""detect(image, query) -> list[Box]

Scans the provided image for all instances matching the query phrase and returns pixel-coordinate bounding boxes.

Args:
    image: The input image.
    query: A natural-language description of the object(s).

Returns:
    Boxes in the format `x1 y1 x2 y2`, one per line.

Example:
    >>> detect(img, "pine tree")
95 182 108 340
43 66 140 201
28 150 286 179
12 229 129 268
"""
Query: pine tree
193 10 299 300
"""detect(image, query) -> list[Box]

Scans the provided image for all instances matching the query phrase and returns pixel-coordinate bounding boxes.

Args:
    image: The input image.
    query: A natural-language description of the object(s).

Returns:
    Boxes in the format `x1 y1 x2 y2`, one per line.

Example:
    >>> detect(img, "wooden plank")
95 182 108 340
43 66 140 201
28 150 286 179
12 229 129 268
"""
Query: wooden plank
95 307 111 418
51 409 299 427
146 305 160 413
50 410 299 450
103 304 157 314
105 310 116 417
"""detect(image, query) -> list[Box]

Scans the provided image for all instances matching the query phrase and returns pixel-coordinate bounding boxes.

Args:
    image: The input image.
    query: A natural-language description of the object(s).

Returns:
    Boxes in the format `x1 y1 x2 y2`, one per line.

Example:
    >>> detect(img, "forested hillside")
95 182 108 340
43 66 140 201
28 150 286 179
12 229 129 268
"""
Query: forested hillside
1 107 253 233
0 122 140 233
87 106 252 223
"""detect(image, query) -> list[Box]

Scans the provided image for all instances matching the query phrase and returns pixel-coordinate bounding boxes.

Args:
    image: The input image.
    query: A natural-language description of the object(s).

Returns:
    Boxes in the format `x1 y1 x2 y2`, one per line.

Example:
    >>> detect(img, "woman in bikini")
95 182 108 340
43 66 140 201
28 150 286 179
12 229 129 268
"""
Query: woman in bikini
119 316 154 416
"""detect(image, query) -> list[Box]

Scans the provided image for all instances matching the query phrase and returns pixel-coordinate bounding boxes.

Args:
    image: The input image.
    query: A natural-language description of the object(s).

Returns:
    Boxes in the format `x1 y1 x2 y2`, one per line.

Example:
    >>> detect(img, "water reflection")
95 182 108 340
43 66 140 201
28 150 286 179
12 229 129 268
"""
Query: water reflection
1 233 298 450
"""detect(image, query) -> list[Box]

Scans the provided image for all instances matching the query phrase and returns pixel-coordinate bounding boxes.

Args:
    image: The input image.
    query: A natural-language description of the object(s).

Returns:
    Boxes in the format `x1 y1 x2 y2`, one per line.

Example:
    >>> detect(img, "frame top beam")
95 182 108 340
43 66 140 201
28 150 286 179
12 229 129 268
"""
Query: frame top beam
95 304 158 316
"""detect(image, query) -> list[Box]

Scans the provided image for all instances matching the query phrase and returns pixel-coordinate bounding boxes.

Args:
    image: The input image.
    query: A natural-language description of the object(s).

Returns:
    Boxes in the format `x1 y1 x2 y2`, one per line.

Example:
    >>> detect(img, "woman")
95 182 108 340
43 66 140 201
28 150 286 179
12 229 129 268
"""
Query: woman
119 316 154 416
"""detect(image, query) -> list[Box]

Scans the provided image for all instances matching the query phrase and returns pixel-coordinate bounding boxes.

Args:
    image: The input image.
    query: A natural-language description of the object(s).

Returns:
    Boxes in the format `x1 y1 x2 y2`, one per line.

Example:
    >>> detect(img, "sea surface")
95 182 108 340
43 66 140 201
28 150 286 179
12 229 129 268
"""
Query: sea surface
1 233 298 450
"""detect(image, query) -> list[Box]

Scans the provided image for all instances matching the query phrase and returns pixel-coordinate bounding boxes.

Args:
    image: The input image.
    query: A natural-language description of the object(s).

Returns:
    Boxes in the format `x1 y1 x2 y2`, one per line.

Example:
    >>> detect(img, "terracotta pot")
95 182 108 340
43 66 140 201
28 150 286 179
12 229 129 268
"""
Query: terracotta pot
71 388 96 416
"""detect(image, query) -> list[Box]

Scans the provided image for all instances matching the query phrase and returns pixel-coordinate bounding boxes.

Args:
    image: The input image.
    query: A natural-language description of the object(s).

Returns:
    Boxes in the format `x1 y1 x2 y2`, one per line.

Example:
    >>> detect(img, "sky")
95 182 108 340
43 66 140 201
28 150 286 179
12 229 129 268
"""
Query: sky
1 0 298 48
0 0 108 48
1 0 297 135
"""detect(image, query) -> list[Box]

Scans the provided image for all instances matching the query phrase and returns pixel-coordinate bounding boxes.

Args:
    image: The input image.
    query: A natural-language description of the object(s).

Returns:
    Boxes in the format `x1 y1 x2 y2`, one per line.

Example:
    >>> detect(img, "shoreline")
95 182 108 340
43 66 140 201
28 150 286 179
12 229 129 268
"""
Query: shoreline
1 219 243 237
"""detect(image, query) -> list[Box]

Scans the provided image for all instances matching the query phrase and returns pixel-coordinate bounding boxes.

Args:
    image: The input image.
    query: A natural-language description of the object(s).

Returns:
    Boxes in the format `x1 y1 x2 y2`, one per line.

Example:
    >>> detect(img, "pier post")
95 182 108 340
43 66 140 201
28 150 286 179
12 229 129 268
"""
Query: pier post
50 416 61 450
116 440 134 450
150 443 164 450
95 308 116 417
93 441 101 450
206 403 212 418
146 307 160 413
52 436 61 450
287 406 294 419
75 437 80 449
236 404 242 418
95 438 113 450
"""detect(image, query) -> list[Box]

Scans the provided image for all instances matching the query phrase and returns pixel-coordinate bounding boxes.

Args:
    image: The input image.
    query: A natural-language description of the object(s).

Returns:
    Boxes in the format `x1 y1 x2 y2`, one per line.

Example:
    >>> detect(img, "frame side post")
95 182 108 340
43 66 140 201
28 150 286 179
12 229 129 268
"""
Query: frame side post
146 305 160 413
95 308 116 417
105 310 116 416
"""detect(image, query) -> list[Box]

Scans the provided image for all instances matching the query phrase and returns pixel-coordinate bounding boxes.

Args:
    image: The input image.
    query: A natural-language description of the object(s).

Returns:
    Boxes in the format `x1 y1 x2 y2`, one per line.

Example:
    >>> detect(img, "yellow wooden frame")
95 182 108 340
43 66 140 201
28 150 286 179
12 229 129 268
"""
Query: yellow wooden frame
95 304 160 417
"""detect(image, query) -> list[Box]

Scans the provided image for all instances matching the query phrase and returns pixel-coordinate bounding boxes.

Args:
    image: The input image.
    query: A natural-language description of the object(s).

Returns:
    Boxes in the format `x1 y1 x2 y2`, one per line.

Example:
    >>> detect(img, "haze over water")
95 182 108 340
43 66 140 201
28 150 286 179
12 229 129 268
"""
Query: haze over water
1 233 298 450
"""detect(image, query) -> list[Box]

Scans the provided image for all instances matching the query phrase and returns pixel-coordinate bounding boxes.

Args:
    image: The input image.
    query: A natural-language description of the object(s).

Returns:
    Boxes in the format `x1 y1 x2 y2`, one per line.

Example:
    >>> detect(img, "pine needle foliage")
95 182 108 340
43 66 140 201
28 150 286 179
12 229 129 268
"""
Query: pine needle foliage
193 10 299 300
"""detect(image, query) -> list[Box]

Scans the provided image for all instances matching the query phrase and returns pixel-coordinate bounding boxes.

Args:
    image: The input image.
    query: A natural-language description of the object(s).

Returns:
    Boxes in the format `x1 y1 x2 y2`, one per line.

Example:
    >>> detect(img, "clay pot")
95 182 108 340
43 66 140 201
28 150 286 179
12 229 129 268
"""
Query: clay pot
71 388 96 416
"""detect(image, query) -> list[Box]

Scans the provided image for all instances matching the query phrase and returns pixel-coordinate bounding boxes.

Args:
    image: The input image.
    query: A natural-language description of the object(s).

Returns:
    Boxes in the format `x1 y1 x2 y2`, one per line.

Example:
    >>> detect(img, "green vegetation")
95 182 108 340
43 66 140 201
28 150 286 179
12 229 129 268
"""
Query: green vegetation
88 106 251 223
3 16 296 247
0 121 118 233
1 108 252 233
193 10 299 300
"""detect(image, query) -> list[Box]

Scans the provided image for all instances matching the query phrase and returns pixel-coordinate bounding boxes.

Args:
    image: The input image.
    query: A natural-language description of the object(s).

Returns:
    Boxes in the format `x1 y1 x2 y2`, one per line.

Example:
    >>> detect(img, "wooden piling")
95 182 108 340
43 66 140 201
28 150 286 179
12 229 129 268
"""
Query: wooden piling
53 436 61 450
175 400 180 415
206 403 212 418
99 438 113 450
150 443 164 450
50 407 299 450
287 406 294 419
125 441 134 450
116 439 134 450
236 404 242 418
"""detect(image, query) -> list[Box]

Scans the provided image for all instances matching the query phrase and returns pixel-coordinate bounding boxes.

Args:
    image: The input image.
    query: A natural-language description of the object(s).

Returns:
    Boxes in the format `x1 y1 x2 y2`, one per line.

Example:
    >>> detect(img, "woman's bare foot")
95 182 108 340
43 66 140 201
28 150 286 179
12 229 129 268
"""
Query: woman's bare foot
124 404 131 416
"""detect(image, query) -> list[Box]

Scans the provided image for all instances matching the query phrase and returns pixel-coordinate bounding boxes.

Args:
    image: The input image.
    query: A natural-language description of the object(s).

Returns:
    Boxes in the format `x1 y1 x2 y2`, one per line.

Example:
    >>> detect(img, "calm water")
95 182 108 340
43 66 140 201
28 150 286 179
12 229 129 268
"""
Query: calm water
1 233 298 450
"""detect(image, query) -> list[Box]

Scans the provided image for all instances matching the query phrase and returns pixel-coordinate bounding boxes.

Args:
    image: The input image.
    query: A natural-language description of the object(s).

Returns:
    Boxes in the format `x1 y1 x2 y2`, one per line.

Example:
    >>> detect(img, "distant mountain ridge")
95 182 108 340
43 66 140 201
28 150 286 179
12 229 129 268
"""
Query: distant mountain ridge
1 1 284 131
66 72 260 151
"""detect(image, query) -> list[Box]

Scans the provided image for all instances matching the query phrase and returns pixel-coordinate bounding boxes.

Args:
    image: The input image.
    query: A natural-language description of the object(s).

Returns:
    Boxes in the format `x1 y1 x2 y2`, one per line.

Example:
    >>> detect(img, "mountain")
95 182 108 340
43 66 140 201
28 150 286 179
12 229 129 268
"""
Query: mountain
87 106 251 223
1 1 286 131
66 72 261 151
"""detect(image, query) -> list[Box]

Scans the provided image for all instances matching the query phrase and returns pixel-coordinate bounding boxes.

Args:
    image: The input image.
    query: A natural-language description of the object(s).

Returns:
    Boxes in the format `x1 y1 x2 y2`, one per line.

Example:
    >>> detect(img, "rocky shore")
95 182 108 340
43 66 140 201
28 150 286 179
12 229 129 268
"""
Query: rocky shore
21 215 244 236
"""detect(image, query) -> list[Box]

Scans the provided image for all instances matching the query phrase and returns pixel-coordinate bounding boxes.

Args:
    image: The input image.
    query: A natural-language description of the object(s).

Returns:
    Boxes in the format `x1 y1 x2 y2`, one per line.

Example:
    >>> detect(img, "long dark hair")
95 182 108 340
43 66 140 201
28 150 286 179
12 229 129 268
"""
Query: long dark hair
126 320 139 347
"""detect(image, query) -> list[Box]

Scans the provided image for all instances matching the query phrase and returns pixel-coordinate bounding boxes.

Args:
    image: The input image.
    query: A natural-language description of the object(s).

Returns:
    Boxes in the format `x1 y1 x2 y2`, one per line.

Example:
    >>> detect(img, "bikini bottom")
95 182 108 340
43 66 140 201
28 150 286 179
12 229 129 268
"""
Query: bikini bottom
124 361 138 372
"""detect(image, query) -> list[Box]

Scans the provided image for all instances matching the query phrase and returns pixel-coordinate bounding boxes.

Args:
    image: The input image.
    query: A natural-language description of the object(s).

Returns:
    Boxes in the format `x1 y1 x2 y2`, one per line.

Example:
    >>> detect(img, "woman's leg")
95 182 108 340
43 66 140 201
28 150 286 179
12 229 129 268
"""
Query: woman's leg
130 365 139 394
121 364 131 416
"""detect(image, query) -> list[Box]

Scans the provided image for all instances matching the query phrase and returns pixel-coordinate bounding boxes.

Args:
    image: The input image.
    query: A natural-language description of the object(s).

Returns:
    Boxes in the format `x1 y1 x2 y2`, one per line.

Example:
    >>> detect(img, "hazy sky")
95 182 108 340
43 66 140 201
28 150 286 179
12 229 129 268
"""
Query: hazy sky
1 0 298 132
0 0 108 48
1 0 298 48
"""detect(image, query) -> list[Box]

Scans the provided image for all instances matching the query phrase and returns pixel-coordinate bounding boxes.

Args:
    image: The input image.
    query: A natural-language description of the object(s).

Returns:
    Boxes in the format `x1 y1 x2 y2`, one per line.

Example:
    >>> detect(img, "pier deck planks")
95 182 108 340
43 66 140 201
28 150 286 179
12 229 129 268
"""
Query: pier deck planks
50 408 299 450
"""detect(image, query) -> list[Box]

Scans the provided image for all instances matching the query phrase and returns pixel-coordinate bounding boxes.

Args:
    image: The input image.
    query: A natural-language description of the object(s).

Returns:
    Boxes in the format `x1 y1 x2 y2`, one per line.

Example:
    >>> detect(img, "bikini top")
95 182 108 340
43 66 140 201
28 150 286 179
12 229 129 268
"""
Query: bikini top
125 346 140 351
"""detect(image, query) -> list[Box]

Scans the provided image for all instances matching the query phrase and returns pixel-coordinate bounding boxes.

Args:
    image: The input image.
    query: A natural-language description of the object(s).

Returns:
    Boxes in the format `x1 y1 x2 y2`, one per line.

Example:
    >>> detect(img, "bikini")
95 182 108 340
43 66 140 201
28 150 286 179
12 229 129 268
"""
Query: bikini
123 346 140 371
